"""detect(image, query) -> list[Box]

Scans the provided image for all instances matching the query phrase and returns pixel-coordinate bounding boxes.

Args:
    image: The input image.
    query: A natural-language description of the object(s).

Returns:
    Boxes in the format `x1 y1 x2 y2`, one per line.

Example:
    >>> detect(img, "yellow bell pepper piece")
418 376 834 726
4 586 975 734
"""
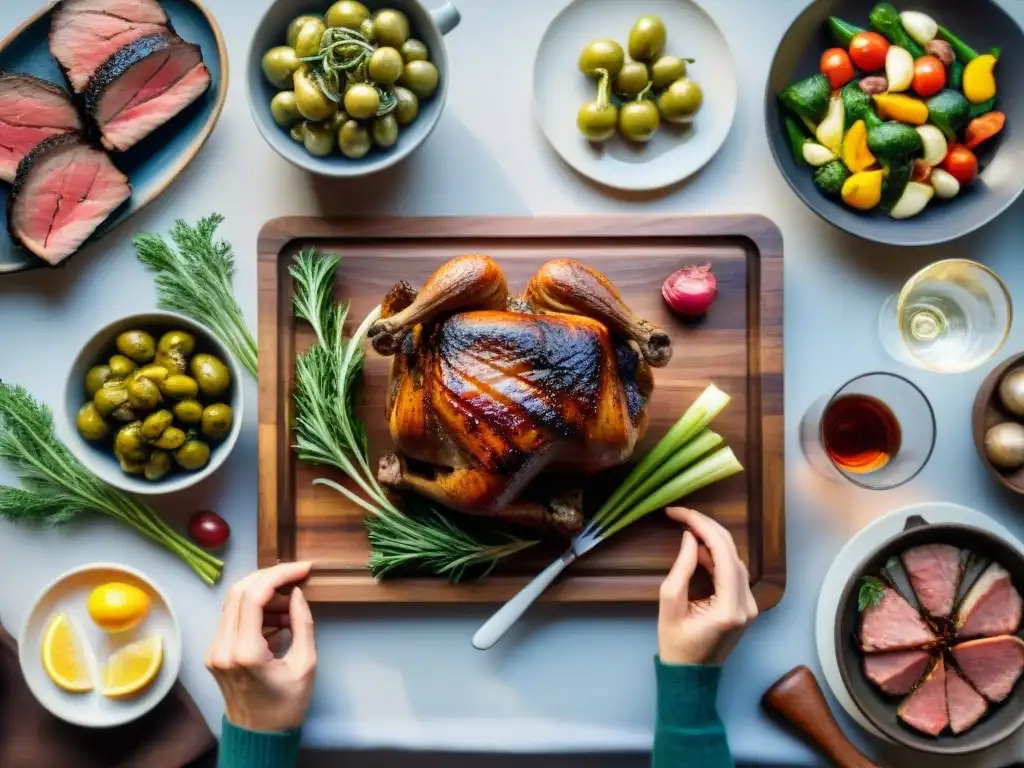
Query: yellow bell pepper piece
841 120 877 173
841 169 884 211
872 94 929 125
963 54 997 104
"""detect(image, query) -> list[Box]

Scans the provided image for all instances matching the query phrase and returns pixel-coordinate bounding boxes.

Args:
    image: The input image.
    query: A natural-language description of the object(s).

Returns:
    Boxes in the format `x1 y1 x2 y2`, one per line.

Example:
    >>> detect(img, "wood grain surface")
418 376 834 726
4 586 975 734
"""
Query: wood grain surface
257 215 785 604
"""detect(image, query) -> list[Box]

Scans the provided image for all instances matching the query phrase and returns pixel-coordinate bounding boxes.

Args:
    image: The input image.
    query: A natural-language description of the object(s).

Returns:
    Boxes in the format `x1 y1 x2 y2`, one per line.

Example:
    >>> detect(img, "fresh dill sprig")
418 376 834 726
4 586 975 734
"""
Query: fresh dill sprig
133 214 258 377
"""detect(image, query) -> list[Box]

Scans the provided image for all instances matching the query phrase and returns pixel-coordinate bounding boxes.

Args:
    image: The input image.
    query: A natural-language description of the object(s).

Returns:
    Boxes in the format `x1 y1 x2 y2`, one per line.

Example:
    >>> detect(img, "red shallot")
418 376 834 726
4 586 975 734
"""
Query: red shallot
662 263 717 317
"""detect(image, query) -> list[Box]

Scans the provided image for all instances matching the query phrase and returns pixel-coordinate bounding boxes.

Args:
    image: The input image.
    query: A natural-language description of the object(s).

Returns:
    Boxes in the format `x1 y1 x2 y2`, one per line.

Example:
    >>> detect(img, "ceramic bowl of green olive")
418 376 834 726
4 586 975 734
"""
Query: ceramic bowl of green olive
62 312 244 495
248 0 460 177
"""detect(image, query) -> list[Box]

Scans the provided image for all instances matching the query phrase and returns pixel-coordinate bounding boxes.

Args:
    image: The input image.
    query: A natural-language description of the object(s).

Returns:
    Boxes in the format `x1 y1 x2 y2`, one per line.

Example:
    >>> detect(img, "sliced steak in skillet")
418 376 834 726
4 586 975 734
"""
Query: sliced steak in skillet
0 73 82 183
898 657 948 737
946 667 988 735
863 649 931 695
901 543 963 619
952 635 1024 703
7 134 130 265
860 586 936 653
956 562 1023 640
84 32 210 152
49 0 171 93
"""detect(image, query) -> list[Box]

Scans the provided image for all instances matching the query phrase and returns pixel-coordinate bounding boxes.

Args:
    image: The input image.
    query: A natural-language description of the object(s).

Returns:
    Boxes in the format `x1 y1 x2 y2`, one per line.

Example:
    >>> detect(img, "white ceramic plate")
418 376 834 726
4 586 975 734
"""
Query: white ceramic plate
19 563 182 728
533 0 737 191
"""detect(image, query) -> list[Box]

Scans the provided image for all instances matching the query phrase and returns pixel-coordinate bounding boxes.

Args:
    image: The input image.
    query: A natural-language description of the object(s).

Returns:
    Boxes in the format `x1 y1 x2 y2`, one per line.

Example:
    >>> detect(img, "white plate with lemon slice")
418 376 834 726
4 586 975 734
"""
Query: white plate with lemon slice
18 563 181 728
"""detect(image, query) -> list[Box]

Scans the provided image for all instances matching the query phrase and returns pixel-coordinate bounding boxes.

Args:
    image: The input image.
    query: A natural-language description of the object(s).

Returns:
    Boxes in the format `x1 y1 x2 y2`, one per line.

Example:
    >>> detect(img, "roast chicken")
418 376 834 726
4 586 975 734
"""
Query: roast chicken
368 255 673 536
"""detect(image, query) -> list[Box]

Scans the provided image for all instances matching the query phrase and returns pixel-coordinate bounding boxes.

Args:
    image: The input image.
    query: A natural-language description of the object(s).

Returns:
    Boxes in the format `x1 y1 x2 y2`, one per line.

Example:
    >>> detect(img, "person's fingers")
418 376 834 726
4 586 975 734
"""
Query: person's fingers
660 531 698 620
263 592 292 615
207 572 258 669
667 508 742 613
236 563 313 666
696 544 714 574
263 611 292 628
284 587 316 676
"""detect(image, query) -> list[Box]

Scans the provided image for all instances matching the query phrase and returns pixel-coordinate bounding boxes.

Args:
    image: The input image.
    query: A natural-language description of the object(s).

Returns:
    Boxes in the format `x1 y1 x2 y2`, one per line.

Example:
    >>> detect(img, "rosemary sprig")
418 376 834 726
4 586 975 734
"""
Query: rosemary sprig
859 575 886 612
289 249 538 580
133 215 258 378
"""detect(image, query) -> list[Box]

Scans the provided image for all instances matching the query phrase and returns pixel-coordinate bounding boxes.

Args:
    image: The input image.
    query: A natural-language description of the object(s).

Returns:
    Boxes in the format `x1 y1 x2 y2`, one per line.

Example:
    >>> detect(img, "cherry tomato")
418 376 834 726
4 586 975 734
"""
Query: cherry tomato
820 47 856 89
848 32 890 72
912 55 946 98
941 144 978 185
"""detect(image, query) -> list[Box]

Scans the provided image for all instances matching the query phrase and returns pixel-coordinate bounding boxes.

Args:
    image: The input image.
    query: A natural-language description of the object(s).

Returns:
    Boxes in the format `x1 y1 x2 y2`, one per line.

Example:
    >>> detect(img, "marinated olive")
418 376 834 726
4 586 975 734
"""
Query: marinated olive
577 101 618 142
373 8 410 48
326 0 369 30
657 78 703 123
262 46 301 89
294 18 327 59
294 65 338 121
153 426 187 451
115 422 150 462
111 404 137 423
94 382 129 418
135 364 169 384
202 403 234 439
650 55 689 89
290 123 305 141
190 354 231 397
158 330 196 358
399 60 438 100
344 83 380 120
286 14 323 48
327 109 349 132
614 61 649 96
154 351 187 375
628 15 666 61
619 99 660 142
85 365 112 397
176 440 211 471
115 330 156 364
76 403 110 441
338 120 372 158
401 38 429 62
127 376 161 412
393 86 419 125
161 374 200 400
173 398 204 425
369 47 404 85
141 409 174 440
578 38 625 78
144 450 173 481
372 114 399 147
303 121 336 156
359 17 376 43
271 91 302 126
116 452 147 475
109 355 137 379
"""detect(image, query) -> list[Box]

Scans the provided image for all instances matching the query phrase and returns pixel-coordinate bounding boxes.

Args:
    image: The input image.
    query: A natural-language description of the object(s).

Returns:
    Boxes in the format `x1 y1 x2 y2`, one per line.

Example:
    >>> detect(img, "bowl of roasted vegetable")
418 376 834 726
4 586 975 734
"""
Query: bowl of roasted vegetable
766 0 1024 245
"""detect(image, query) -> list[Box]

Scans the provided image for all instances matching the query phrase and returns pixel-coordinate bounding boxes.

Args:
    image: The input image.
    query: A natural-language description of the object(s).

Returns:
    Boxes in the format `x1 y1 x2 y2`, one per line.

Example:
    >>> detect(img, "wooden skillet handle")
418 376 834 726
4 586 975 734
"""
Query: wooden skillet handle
762 666 880 768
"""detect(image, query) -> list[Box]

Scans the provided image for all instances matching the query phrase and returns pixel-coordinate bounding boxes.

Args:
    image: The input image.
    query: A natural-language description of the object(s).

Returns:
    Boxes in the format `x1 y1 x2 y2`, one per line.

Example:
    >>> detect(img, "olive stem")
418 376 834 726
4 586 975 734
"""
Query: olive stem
636 82 654 101
595 68 612 110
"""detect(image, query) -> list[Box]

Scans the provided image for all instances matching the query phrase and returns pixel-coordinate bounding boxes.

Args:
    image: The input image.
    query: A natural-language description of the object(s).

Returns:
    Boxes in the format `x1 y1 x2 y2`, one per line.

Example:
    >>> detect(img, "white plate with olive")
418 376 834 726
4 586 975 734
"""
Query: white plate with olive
534 0 737 191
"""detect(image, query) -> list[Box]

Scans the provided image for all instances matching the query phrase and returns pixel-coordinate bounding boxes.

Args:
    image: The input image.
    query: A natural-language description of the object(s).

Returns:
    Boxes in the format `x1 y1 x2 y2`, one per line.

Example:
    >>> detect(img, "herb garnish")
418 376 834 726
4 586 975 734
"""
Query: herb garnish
859 575 886 612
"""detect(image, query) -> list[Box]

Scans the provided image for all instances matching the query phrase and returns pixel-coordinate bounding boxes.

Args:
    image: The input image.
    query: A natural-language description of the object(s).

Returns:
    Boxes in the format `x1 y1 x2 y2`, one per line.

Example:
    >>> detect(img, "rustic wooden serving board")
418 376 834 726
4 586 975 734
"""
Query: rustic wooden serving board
257 215 785 606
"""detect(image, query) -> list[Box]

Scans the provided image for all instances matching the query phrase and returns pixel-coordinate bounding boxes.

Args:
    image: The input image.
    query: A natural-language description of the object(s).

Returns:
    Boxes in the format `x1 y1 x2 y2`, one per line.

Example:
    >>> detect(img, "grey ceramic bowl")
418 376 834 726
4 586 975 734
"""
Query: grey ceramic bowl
766 0 1024 246
62 312 243 496
247 0 460 177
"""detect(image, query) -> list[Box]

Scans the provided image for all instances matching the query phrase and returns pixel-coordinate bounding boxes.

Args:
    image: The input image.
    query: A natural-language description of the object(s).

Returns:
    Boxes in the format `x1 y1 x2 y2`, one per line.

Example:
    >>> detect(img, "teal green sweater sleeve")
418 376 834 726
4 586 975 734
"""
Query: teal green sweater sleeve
652 658 733 768
217 717 301 768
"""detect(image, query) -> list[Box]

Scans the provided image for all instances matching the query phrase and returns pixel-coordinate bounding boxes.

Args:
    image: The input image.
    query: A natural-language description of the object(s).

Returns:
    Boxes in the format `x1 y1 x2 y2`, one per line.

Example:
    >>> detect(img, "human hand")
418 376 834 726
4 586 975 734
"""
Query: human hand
658 508 758 666
205 562 316 733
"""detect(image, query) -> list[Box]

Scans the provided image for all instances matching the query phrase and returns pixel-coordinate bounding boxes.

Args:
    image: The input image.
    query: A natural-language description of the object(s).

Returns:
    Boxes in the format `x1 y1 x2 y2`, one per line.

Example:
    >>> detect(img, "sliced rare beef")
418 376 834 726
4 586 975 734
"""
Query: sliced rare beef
946 667 988 735
49 0 171 92
898 657 948 737
863 649 931 695
901 543 964 619
952 635 1024 703
0 73 82 183
955 562 1023 640
860 586 936 653
84 32 211 152
7 134 130 265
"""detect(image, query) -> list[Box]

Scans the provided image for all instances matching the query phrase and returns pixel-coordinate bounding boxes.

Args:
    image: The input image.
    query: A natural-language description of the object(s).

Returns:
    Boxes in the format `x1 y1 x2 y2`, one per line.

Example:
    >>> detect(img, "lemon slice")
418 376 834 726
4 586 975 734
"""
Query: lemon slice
101 636 163 699
41 612 94 693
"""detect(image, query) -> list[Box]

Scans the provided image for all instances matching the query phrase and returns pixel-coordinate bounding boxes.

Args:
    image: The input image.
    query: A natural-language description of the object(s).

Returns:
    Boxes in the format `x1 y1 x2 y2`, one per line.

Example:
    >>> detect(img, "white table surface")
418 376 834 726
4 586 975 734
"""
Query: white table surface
1 0 1023 765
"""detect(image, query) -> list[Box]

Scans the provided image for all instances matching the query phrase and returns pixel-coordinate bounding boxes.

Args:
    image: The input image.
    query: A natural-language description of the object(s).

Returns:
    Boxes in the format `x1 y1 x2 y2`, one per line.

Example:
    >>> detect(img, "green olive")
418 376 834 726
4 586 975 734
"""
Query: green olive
369 47 404 85
338 120 372 158
327 109 349 132
154 351 186 375
153 426 187 451
111 404 137 423
401 38 429 62
271 91 302 127
127 376 161 412
173 398 204 424
140 409 174 440
190 354 231 397
290 122 306 141
175 440 211 471
614 61 649 97
161 374 200 400
294 18 327 59
578 38 625 78
628 15 666 61
144 450 173 481
650 55 688 89
76 403 110 441
115 330 155 364
85 365 112 397
286 14 323 48
359 17 376 42
94 381 128 418
577 101 618 142
202 403 234 439
344 83 380 120
135 364 169 385
117 452 148 475
108 355 137 379
373 8 410 48
114 422 149 462
618 99 660 142
157 330 196 358
303 120 336 156
393 86 419 125
326 0 369 30
262 46 301 89
372 114 399 148
399 60 438 100
657 78 703 123
294 65 338 121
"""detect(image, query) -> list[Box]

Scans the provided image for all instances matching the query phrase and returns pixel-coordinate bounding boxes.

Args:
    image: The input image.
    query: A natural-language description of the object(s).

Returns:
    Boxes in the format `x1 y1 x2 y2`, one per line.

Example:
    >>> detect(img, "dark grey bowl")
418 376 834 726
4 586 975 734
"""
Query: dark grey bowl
766 0 1024 246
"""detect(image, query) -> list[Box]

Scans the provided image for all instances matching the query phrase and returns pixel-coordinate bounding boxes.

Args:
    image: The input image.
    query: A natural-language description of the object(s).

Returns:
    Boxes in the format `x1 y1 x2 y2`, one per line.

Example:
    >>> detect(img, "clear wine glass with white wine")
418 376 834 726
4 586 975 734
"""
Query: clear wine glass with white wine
879 259 1012 374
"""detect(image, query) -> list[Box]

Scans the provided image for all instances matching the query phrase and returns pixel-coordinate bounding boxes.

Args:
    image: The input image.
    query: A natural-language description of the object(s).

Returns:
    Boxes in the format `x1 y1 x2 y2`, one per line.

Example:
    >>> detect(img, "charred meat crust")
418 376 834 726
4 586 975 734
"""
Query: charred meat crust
0 71 76 101
6 133 85 245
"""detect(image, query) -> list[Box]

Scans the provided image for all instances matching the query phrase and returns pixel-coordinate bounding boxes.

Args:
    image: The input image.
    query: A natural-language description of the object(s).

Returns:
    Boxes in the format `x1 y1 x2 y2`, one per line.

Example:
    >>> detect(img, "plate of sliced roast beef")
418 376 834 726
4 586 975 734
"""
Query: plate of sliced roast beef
0 0 226 274
837 515 1024 755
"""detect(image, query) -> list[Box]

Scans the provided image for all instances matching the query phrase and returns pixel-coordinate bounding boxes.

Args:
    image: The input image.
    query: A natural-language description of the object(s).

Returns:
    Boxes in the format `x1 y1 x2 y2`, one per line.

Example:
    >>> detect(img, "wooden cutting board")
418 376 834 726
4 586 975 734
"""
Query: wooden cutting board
257 215 785 605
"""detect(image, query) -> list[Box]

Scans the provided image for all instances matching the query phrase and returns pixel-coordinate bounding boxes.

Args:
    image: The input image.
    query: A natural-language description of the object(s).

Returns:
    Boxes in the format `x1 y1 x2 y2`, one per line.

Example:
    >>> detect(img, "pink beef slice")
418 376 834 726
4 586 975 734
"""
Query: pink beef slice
901 543 963 618
6 134 130 265
49 0 171 92
860 586 936 653
952 636 1024 703
0 73 82 183
956 562 1023 640
863 650 932 696
898 657 949 737
946 668 989 735
84 32 211 152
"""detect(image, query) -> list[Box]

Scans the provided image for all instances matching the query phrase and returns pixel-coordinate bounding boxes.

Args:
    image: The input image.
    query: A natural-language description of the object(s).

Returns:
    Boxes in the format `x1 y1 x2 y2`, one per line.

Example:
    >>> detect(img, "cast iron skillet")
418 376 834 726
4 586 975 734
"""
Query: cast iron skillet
836 515 1024 755
765 0 1024 246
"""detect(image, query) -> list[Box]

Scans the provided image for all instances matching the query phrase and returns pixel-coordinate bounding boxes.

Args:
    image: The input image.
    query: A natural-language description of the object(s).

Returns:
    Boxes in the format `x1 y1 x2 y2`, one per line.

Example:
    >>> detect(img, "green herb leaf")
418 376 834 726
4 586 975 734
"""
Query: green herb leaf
859 575 886 612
